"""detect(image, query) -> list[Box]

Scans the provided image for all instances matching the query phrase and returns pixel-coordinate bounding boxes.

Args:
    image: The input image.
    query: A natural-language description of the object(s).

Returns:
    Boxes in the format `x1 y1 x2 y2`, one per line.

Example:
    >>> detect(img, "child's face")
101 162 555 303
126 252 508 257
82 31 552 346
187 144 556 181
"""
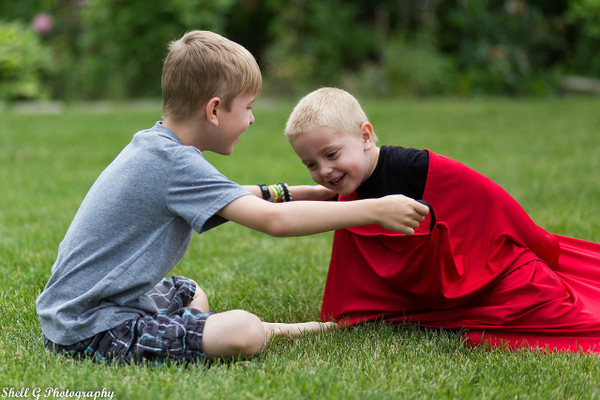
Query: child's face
290 125 377 196
211 93 256 155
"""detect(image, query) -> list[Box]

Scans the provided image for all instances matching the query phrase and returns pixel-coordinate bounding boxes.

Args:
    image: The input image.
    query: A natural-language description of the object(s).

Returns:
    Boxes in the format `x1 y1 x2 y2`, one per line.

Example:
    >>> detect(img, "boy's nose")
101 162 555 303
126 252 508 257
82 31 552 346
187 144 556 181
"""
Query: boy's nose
319 164 333 177
249 112 255 125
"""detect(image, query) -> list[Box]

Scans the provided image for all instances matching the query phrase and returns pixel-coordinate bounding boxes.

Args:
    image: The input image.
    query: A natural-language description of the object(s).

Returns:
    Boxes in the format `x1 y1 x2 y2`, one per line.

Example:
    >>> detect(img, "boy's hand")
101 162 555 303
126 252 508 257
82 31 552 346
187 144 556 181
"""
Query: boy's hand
375 195 429 235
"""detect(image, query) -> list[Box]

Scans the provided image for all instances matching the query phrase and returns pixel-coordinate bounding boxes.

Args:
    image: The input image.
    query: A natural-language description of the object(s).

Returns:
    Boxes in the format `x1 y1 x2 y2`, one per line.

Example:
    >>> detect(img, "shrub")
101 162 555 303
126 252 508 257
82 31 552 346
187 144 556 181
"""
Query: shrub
264 0 375 93
442 0 566 95
0 21 54 101
566 0 600 77
76 0 234 99
380 34 458 96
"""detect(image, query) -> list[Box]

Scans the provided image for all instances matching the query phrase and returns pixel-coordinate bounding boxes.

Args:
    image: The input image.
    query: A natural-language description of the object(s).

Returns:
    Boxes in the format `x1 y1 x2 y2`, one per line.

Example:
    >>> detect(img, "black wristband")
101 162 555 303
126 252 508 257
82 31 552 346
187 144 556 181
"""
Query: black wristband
279 182 291 202
258 184 270 200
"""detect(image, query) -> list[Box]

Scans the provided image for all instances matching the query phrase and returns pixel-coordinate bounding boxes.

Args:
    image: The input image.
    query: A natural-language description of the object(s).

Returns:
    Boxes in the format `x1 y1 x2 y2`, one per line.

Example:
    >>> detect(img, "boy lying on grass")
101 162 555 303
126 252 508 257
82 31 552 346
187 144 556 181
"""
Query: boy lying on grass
36 33 428 364
284 87 600 353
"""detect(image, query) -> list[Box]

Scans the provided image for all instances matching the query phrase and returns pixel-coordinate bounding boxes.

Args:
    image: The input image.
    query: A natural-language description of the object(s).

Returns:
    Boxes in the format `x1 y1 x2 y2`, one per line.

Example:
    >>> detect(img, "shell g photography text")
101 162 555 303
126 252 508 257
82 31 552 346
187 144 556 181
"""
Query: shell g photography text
1 387 114 400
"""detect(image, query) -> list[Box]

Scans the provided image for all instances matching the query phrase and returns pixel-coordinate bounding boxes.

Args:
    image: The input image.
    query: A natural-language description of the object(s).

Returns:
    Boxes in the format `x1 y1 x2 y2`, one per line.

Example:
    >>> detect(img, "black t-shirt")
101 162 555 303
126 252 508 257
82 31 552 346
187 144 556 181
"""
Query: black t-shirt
356 146 429 200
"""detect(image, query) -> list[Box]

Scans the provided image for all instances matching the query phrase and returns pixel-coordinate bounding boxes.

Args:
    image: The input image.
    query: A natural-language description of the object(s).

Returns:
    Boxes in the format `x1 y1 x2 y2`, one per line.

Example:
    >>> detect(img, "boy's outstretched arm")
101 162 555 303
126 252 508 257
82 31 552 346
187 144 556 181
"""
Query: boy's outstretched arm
217 194 428 237
242 184 336 201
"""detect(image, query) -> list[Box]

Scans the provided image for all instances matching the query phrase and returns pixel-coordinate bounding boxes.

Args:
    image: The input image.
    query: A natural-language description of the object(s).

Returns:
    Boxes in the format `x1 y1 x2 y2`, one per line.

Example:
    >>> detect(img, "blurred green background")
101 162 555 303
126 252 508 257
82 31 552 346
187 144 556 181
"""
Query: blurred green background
1 0 600 102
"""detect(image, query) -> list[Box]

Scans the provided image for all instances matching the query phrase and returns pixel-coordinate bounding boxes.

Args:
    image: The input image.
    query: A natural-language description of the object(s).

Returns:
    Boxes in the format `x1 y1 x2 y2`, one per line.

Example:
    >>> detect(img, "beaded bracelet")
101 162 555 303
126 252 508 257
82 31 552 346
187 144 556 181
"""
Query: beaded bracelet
270 183 283 203
257 183 292 202
279 182 292 202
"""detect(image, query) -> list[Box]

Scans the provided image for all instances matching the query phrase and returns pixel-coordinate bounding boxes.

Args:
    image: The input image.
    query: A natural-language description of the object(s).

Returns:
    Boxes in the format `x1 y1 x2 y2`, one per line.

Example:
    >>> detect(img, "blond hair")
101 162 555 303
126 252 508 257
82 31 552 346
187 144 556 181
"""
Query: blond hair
161 30 262 121
284 87 376 141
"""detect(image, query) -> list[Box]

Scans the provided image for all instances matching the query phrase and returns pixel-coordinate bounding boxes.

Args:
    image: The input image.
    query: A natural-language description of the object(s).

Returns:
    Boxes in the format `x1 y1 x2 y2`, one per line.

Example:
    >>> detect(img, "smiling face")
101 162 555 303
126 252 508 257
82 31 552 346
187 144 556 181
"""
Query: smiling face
207 93 256 155
290 123 379 196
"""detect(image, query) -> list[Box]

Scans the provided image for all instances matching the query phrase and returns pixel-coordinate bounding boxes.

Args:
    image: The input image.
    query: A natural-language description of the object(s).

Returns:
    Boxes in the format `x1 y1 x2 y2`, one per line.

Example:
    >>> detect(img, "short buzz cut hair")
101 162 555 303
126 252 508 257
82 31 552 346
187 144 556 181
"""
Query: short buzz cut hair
284 87 376 141
161 30 262 121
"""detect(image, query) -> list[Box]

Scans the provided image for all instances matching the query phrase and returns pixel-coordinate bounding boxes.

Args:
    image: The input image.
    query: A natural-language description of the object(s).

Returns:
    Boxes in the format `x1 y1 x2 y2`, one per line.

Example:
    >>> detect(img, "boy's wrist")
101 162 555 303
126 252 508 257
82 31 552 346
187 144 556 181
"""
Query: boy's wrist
257 184 270 200
256 183 292 203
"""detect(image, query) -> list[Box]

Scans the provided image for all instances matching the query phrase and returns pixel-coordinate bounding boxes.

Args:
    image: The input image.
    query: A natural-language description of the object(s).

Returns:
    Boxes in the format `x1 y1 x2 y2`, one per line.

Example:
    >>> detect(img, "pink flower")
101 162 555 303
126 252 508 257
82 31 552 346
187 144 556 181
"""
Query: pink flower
32 13 54 36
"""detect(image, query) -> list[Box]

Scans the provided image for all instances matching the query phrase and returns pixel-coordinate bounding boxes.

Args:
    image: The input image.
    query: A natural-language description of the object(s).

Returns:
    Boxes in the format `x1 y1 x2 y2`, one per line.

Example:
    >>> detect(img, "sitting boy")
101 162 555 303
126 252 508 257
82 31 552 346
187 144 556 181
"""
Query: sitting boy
36 33 428 365
284 87 600 353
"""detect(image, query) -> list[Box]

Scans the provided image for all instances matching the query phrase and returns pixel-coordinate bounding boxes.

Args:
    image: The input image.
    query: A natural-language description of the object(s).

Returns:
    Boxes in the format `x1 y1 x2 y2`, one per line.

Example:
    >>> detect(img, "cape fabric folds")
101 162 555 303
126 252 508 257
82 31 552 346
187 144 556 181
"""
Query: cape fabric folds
322 150 600 352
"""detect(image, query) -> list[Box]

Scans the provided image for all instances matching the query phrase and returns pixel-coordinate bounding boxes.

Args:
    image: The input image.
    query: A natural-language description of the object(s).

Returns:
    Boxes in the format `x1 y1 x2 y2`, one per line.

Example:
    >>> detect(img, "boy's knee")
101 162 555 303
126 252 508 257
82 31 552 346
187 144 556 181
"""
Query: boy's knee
189 283 209 312
227 310 266 357
203 310 266 358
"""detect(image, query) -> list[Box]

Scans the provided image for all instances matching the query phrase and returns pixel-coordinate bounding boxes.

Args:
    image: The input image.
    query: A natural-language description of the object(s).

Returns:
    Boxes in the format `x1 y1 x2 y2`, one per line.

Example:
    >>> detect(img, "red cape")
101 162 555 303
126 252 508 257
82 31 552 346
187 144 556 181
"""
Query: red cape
322 151 600 352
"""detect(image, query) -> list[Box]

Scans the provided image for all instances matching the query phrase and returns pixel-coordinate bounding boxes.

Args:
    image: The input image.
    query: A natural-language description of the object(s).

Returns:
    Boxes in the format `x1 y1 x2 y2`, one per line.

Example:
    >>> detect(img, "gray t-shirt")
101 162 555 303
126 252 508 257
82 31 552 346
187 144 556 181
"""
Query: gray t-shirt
37 122 250 345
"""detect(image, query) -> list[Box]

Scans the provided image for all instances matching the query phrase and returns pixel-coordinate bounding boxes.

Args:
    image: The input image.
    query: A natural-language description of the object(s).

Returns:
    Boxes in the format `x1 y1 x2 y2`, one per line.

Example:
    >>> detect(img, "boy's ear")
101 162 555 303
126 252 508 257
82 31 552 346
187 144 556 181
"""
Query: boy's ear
205 97 221 127
360 122 375 150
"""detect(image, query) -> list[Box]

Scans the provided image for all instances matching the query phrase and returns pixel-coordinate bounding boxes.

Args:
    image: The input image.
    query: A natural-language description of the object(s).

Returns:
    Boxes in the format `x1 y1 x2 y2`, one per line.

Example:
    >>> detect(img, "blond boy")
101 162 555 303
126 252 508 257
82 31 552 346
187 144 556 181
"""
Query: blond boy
36 34 428 364
284 87 600 353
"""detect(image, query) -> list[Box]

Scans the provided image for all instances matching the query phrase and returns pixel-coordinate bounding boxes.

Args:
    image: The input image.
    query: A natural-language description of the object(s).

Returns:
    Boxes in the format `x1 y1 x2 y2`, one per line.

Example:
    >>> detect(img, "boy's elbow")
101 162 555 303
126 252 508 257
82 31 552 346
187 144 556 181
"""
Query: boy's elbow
262 217 291 238
259 208 295 237
224 196 292 237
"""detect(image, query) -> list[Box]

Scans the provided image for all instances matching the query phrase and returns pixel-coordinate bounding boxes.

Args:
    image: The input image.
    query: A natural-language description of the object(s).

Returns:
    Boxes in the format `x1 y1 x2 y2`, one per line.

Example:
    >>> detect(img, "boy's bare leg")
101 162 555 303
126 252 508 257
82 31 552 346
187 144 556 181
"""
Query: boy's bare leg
263 321 336 341
202 309 268 358
190 283 335 359
188 283 209 312
201 311 336 359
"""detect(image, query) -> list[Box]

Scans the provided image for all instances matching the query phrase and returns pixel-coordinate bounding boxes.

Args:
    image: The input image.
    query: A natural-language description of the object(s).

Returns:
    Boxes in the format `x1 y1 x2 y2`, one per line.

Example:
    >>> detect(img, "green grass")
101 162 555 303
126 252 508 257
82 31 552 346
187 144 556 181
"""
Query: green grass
1 96 600 399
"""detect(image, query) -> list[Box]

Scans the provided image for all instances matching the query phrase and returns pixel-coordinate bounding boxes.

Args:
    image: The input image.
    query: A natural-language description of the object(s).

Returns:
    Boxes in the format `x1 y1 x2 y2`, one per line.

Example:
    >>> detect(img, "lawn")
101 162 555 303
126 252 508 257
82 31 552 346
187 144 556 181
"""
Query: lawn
1 96 599 399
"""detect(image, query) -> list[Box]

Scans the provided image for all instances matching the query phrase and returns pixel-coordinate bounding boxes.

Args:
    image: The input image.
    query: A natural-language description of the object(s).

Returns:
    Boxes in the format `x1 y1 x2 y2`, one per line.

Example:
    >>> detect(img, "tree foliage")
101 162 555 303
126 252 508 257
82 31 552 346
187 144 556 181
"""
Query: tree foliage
0 21 54 101
1 0 599 100
77 0 234 99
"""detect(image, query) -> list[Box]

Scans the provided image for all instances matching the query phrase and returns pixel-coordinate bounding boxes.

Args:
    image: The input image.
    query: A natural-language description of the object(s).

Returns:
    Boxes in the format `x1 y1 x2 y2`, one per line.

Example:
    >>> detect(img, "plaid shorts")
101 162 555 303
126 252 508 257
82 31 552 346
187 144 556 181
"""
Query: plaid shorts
44 275 213 365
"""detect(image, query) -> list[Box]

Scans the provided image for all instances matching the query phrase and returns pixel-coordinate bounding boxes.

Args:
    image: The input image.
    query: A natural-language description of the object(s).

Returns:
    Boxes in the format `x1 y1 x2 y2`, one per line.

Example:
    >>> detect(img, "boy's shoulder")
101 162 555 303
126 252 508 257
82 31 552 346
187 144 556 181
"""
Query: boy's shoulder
129 122 206 163
357 145 429 200
134 122 183 147
103 122 215 190
379 145 429 167
131 122 237 188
